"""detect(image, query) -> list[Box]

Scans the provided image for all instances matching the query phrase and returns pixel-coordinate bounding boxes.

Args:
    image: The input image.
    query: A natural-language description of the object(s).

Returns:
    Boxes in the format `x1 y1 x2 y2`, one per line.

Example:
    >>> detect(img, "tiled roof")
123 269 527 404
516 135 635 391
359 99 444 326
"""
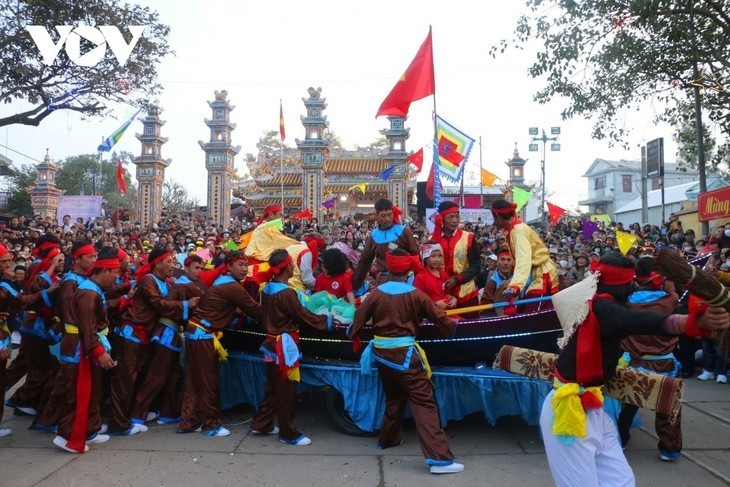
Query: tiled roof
324 158 388 174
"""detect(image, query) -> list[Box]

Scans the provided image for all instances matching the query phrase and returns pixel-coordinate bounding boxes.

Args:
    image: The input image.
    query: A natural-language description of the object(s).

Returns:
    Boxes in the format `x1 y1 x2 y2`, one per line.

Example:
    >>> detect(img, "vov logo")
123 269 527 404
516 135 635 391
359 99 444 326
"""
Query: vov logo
26 25 147 67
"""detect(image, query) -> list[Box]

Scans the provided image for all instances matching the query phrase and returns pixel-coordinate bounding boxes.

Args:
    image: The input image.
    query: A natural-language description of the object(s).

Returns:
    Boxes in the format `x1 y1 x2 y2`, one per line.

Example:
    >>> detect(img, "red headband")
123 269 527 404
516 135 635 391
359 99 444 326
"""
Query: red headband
385 252 413 273
45 248 61 260
72 244 97 259
33 240 60 257
270 255 292 276
433 206 459 238
497 249 511 258
377 205 403 224
150 252 172 267
117 249 129 261
263 204 282 216
491 203 518 216
590 260 635 285
94 258 121 270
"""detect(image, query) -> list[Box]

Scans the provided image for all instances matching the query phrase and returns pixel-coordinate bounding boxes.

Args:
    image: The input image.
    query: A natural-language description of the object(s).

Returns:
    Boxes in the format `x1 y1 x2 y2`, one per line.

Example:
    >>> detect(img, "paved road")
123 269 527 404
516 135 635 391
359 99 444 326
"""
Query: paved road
1 375 729 486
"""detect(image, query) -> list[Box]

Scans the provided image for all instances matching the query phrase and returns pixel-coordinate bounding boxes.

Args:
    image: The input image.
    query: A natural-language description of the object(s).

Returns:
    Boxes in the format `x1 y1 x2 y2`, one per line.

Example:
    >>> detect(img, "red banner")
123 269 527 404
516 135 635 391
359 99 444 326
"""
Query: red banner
698 186 730 221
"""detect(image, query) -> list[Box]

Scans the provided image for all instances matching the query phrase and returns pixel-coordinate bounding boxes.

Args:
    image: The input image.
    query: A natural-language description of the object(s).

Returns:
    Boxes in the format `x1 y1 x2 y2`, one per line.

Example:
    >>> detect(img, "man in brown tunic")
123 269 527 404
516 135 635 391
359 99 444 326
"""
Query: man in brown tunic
249 249 335 445
6 246 62 415
51 248 119 453
179 251 262 436
0 243 49 437
35 241 97 430
349 248 464 474
351 198 419 290
109 247 199 435
617 257 682 460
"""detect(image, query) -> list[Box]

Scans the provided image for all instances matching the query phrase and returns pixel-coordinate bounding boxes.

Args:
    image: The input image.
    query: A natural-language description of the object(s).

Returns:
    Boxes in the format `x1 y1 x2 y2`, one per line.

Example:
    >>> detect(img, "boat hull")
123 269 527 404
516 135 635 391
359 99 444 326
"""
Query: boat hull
222 308 562 366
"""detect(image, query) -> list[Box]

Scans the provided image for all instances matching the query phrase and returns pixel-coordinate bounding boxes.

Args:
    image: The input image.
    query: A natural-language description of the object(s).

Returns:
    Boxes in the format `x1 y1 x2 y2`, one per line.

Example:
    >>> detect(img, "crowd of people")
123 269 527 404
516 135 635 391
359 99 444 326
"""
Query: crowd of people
0 199 729 482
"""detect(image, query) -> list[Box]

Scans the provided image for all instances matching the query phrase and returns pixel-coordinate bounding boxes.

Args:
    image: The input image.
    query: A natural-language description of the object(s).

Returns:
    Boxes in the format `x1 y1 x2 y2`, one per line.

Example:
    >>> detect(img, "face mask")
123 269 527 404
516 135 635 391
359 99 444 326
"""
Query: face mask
724 230 730 237
357 245 364 251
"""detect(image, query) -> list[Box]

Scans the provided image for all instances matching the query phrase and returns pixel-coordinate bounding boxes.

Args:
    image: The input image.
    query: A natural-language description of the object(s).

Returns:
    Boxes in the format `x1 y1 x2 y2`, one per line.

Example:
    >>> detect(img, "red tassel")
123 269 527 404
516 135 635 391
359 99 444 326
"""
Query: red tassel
504 296 516 317
580 390 602 411
352 336 362 352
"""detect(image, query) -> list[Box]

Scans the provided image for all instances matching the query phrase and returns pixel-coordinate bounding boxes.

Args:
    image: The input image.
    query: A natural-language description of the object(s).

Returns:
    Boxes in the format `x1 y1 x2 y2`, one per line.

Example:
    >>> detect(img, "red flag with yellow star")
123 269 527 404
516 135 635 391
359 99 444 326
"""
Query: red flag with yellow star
376 28 435 117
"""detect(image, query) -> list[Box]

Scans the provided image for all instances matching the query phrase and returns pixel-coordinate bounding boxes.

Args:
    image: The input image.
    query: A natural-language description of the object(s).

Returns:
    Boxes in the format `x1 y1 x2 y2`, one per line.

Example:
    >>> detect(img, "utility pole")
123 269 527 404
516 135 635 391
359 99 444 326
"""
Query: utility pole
529 127 561 228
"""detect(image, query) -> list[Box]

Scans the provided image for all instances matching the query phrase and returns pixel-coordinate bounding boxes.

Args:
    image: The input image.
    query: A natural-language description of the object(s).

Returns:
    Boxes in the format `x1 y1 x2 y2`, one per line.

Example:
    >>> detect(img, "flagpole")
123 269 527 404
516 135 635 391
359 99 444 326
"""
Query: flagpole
280 99 284 214
479 136 483 206
429 26 440 210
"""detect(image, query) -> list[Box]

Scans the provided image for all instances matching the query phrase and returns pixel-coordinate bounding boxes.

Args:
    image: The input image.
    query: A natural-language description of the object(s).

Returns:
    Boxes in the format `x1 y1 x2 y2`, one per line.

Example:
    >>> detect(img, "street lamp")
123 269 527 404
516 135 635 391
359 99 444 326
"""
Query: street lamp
529 127 561 228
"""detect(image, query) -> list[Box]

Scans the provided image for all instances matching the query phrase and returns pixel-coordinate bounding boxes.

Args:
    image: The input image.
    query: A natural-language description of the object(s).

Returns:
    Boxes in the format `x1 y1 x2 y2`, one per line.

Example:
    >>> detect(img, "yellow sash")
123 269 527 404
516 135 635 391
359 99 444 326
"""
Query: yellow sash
190 320 228 361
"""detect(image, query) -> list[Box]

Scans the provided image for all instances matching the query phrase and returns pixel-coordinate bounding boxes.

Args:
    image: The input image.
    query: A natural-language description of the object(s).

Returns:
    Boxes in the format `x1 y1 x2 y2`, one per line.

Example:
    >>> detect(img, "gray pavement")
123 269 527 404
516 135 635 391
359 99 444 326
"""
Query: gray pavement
1 376 729 486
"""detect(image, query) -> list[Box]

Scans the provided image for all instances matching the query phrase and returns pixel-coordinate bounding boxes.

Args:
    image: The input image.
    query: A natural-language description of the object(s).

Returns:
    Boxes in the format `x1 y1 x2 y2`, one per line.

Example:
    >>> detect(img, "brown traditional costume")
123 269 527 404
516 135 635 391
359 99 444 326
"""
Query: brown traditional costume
249 254 332 444
349 252 461 472
179 262 261 435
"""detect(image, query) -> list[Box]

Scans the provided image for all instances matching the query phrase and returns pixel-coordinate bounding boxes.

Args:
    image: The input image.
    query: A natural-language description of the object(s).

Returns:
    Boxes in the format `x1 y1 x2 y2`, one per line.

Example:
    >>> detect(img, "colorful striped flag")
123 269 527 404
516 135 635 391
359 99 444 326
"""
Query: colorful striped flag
435 115 475 182
425 141 442 207
98 108 142 152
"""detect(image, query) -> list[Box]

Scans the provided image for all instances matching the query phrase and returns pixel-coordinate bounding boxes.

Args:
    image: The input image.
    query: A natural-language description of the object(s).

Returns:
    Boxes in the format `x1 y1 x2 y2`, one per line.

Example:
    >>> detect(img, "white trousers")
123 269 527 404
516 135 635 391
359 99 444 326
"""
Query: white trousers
540 389 635 487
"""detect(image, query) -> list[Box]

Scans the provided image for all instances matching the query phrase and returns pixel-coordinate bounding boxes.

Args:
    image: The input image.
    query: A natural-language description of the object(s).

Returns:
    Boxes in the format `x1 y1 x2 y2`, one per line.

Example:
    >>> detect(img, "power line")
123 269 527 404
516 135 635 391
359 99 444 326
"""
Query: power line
0 143 43 164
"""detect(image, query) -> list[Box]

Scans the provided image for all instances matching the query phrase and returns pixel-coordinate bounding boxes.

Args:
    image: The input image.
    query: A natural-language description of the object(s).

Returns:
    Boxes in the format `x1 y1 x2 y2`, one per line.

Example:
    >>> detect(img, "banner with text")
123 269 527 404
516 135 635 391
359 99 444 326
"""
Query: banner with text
698 186 730 222
56 196 103 226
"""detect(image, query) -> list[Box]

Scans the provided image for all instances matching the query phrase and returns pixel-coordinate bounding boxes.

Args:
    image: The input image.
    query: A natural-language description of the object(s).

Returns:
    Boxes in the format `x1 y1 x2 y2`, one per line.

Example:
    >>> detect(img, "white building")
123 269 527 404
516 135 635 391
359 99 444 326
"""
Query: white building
578 158 697 217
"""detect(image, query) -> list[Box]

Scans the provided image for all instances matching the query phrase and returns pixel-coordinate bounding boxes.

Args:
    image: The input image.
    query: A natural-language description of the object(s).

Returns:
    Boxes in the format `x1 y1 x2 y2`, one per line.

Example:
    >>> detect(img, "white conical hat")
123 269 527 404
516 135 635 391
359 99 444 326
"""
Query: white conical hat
552 272 598 349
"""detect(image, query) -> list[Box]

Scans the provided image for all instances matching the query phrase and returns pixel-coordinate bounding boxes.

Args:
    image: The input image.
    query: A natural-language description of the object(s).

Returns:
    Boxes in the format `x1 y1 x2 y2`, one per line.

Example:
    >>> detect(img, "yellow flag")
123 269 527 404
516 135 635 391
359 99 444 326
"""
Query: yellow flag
616 231 639 255
348 183 367 194
481 169 498 187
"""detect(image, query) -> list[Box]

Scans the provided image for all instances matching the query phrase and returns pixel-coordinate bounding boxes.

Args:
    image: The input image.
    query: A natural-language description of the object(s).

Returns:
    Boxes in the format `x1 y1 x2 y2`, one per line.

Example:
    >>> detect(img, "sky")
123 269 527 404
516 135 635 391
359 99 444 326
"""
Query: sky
0 0 679 210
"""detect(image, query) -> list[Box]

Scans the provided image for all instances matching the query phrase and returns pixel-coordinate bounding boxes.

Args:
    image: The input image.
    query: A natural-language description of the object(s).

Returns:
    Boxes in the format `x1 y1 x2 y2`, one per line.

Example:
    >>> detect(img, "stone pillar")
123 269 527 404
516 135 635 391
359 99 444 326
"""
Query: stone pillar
382 116 410 212
199 90 240 228
296 87 329 221
133 107 171 228
30 148 63 220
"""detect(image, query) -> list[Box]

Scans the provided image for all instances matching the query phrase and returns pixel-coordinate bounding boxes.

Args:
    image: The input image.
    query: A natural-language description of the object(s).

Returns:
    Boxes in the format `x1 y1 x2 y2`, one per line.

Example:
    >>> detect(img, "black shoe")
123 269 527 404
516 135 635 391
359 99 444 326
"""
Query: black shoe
681 371 694 378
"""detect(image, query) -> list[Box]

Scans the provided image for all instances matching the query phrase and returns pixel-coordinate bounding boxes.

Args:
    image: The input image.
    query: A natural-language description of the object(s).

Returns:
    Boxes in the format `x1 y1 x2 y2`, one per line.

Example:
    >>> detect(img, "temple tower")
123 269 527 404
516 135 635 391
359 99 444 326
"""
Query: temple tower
133 107 171 228
506 143 527 189
296 87 330 221
199 90 240 228
382 116 410 212
30 148 63 220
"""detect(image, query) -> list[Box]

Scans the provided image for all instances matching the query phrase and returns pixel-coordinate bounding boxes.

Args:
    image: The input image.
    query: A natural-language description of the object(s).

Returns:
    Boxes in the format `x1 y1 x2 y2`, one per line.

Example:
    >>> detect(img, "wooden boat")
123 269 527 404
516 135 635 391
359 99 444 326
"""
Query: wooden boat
222 304 562 366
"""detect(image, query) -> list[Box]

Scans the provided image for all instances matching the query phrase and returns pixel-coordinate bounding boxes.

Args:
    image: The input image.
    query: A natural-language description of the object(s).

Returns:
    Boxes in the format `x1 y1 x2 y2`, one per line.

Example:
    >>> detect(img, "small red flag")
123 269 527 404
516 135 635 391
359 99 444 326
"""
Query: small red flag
547 202 566 225
407 148 424 172
376 28 435 117
292 209 313 220
116 159 127 195
279 100 286 142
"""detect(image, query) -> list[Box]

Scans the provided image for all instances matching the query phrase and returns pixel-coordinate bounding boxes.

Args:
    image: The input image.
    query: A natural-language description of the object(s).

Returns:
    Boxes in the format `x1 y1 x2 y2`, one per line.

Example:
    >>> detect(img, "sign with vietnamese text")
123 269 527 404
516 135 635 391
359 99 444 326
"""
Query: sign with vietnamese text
698 186 730 222
56 196 102 226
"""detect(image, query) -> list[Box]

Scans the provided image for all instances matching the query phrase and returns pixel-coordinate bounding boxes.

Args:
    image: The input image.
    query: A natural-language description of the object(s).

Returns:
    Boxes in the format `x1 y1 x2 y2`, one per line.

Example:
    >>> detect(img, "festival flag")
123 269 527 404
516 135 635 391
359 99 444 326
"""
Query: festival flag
322 197 338 209
348 183 367 194
292 209 313 220
425 141 442 206
279 99 286 142
196 248 212 261
98 108 142 152
376 28 435 117
580 218 598 240
407 148 424 172
546 202 566 225
435 115 475 182
481 168 498 187
116 158 127 194
616 231 639 255
222 240 239 251
379 165 396 181
512 186 532 212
